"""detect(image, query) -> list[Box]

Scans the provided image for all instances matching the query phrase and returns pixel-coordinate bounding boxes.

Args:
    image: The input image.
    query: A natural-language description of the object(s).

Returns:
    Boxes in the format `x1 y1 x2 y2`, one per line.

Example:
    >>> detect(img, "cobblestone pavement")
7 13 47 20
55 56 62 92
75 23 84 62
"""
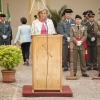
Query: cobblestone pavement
0 58 100 100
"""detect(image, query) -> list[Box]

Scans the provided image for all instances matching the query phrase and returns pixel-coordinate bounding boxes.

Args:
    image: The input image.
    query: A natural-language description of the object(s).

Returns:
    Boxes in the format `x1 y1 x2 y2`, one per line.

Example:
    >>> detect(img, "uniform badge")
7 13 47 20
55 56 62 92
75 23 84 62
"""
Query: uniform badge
81 27 85 34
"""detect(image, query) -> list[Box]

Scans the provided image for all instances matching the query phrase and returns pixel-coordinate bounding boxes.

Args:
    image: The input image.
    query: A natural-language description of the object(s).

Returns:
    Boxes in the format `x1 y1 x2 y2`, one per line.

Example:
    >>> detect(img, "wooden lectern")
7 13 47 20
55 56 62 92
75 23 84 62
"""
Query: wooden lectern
31 34 63 92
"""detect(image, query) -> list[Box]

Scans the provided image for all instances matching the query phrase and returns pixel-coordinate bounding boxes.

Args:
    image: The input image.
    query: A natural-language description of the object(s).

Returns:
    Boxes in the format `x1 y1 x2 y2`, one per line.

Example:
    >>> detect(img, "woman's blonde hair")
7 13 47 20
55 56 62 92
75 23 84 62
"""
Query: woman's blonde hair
38 7 49 17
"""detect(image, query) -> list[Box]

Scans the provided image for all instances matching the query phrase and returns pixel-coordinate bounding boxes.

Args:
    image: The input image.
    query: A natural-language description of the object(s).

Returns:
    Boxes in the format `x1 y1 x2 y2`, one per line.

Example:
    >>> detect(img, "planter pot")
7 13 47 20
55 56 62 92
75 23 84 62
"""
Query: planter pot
1 69 16 82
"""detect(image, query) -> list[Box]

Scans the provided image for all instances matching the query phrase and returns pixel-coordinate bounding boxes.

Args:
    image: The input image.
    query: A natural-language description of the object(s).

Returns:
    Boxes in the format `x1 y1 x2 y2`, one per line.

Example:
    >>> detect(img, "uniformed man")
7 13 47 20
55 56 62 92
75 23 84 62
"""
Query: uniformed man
0 14 12 45
61 12 65 20
85 12 98 70
57 9 75 71
85 10 93 20
70 15 89 77
81 11 88 25
94 9 100 77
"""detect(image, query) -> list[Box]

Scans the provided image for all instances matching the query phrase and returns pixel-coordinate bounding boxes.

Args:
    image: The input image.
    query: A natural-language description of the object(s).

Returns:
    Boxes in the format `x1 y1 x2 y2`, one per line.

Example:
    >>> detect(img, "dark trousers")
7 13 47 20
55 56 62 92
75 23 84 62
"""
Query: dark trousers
87 46 97 68
62 44 69 69
0 41 10 45
21 42 31 62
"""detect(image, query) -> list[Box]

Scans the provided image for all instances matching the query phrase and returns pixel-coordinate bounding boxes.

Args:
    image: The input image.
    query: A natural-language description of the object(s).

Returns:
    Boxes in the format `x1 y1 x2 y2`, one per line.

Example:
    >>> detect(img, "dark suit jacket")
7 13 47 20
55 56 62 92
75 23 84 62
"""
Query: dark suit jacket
0 21 12 41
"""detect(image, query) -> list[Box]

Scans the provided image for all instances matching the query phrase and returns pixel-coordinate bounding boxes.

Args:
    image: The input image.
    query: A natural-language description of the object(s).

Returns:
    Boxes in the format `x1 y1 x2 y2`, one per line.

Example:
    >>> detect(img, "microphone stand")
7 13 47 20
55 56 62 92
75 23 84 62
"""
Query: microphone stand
45 20 49 90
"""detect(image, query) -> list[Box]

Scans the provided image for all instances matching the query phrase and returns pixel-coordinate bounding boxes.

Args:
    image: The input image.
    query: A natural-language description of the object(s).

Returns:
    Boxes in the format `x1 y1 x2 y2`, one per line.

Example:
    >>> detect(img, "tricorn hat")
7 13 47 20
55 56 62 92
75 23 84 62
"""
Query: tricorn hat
75 15 82 19
63 9 73 15
0 14 6 17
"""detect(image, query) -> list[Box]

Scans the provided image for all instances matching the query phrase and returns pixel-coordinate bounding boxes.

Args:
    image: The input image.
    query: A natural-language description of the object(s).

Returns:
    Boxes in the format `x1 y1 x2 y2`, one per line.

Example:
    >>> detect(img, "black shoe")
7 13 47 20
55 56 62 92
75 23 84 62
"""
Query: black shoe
87 67 91 70
63 68 68 71
98 73 100 77
82 74 89 77
93 68 98 70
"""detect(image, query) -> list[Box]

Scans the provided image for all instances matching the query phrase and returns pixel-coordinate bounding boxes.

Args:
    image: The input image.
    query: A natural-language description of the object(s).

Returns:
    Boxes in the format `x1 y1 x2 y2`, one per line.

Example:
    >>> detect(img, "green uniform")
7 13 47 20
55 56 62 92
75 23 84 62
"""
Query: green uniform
70 25 87 75
57 19 75 70
85 21 97 69
0 21 11 45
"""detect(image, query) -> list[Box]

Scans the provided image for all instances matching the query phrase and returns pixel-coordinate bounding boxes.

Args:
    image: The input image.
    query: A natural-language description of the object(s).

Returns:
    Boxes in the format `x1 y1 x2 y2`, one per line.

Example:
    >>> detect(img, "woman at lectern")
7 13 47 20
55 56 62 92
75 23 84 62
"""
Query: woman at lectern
31 7 56 34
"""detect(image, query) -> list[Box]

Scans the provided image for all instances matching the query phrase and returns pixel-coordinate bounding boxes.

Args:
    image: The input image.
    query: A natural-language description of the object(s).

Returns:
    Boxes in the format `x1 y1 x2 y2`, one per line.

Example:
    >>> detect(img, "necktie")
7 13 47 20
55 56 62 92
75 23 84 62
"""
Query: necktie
68 20 70 24
77 26 79 30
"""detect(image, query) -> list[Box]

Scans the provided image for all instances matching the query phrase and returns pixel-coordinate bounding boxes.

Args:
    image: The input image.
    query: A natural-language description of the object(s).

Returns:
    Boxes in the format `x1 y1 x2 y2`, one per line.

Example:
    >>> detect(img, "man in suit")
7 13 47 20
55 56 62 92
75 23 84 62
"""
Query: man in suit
85 12 98 70
94 9 100 77
70 15 89 77
57 9 75 71
0 14 11 45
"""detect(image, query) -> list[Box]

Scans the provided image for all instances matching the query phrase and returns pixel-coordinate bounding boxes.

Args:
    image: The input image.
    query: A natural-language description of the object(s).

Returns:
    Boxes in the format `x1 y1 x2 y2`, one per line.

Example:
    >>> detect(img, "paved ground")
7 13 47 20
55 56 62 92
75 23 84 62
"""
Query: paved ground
0 58 100 100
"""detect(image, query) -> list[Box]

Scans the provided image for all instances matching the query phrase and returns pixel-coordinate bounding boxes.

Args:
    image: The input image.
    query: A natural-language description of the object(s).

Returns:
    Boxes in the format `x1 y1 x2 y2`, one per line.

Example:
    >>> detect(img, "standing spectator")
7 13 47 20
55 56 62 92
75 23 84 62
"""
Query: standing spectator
81 11 88 25
0 14 11 45
57 9 75 71
85 12 98 70
14 17 31 66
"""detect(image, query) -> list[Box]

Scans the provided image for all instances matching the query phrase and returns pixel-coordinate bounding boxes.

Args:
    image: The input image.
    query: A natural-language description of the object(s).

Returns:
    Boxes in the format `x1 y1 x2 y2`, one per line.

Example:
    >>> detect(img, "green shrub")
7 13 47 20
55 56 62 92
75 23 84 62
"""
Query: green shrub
0 45 22 70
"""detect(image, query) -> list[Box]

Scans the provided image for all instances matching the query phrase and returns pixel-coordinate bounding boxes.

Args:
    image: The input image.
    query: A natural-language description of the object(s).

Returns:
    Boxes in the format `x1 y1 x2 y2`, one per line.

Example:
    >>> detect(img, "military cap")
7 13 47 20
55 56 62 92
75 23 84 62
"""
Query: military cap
75 15 82 19
63 9 73 15
0 14 6 17
88 12 95 17
86 10 93 15
83 11 87 16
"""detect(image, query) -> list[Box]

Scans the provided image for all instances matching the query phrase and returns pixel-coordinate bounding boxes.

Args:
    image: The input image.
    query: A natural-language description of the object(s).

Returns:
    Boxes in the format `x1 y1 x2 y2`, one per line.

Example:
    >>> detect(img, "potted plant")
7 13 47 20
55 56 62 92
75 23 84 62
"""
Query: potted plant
0 45 22 82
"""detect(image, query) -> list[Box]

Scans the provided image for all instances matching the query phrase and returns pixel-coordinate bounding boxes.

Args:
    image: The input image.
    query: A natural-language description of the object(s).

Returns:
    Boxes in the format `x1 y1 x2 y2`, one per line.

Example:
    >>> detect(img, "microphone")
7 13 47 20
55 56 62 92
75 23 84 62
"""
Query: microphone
44 18 48 34
44 18 47 22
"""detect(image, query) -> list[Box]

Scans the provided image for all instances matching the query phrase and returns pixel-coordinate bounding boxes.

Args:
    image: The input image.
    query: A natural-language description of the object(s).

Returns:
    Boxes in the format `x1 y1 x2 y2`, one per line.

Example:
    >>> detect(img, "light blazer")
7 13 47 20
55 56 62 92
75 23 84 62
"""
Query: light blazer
31 18 55 34
14 24 31 44
70 25 87 50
